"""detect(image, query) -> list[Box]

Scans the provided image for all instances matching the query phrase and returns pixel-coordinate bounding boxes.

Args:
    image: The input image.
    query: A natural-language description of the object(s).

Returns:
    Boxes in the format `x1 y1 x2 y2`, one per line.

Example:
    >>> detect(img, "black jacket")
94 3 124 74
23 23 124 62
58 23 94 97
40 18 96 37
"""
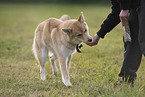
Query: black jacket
118 0 140 10
97 0 120 38
97 0 140 38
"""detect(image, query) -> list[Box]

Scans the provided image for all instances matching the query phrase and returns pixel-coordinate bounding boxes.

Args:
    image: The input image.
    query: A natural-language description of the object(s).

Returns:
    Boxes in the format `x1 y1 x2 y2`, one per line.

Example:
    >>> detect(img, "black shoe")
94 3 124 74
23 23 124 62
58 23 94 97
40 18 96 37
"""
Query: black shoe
128 76 135 87
123 76 135 87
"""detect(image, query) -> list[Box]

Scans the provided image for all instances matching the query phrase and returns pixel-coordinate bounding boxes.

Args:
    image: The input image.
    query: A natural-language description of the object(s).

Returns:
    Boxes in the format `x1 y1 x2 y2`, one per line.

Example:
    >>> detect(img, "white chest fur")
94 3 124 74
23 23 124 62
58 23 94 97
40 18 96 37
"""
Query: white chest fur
60 45 76 58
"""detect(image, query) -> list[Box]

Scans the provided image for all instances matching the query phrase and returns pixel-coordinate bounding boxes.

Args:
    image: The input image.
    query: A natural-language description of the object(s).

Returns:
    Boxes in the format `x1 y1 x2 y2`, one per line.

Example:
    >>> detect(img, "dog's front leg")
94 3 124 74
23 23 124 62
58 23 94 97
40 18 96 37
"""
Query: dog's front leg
67 55 72 73
58 57 72 87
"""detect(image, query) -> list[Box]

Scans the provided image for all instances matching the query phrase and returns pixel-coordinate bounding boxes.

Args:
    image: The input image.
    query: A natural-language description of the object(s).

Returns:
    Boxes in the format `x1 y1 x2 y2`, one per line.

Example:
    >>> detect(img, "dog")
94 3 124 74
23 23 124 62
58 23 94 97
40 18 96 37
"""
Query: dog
32 12 92 87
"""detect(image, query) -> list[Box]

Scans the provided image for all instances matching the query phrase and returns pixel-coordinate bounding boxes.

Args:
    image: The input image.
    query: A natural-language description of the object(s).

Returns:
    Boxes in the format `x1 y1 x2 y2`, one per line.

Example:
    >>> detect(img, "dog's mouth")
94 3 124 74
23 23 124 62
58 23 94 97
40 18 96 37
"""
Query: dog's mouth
76 44 83 53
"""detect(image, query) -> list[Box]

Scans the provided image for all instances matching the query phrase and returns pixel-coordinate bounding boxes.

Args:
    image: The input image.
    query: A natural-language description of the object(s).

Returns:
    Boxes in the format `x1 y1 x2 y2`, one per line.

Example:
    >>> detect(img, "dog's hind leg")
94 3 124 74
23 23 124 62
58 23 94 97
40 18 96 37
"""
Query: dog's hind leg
33 43 48 80
48 52 58 76
39 46 48 80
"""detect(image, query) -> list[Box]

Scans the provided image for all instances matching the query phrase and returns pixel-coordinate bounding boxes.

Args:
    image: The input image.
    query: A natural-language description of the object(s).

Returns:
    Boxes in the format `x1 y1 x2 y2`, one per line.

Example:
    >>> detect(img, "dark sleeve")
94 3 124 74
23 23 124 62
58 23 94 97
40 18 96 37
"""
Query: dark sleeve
118 0 140 10
97 0 121 38
117 0 131 10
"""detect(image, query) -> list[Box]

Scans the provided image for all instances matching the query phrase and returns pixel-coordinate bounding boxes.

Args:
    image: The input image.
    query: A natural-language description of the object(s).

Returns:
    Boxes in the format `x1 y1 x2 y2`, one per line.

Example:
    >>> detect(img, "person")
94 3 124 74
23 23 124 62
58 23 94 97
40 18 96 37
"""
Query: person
87 0 145 86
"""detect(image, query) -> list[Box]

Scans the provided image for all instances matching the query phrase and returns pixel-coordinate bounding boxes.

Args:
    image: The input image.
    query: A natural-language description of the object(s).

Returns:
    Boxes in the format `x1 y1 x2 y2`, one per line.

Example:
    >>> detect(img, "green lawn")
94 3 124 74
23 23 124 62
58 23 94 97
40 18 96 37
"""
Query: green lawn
0 3 145 97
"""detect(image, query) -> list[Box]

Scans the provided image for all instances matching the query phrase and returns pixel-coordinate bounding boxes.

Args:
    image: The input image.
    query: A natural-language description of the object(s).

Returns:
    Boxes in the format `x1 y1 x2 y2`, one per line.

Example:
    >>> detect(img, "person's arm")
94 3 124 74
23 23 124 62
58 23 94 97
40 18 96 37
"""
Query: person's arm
87 0 121 46
97 0 121 38
117 0 131 23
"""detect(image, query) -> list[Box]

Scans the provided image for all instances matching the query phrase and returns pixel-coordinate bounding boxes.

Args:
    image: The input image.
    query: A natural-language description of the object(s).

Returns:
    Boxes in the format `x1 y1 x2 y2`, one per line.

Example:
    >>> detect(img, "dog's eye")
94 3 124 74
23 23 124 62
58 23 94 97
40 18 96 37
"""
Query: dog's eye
84 29 87 32
77 34 82 36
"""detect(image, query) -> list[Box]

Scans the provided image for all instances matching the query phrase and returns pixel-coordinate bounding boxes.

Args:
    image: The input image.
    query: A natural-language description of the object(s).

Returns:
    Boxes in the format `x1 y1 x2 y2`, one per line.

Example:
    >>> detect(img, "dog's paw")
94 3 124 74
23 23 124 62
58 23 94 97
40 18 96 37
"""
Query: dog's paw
53 71 59 76
65 82 72 87
41 75 46 80
65 83 72 87
63 80 72 87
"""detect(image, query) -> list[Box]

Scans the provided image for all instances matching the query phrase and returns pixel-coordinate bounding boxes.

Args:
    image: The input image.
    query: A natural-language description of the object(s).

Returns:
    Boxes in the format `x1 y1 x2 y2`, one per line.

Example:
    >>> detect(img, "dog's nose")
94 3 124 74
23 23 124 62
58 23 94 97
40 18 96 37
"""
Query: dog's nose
88 38 92 42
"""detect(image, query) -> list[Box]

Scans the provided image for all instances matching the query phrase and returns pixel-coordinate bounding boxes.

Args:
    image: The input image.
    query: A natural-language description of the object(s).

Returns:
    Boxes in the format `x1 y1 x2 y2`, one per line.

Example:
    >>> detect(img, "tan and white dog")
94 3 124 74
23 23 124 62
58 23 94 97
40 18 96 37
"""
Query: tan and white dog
32 12 92 87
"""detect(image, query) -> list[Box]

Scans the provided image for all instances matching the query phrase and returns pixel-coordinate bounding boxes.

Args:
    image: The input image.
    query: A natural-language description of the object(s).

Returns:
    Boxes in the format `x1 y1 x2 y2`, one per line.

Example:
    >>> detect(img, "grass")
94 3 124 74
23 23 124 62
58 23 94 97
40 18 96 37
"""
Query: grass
0 3 145 97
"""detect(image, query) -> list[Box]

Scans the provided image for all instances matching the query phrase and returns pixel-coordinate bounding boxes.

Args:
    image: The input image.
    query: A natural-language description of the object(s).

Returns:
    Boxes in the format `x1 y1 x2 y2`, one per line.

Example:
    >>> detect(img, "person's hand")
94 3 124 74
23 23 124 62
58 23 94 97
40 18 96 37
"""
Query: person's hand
119 10 129 24
86 34 100 46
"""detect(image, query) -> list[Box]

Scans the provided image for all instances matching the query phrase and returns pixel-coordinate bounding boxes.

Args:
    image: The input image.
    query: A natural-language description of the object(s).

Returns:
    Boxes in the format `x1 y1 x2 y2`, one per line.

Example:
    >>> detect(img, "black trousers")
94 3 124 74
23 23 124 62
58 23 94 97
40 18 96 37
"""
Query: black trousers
138 0 145 54
119 0 145 79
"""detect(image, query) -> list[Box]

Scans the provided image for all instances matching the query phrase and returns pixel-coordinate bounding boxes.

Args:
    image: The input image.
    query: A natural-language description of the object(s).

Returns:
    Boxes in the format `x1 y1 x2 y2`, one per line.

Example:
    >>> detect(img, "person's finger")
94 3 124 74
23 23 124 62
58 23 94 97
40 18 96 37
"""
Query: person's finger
86 41 98 46
86 42 95 46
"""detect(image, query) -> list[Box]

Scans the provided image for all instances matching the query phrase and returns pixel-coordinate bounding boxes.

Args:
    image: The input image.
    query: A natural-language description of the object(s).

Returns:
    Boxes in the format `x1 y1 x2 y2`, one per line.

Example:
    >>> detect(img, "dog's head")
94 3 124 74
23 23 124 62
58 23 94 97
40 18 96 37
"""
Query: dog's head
62 12 92 45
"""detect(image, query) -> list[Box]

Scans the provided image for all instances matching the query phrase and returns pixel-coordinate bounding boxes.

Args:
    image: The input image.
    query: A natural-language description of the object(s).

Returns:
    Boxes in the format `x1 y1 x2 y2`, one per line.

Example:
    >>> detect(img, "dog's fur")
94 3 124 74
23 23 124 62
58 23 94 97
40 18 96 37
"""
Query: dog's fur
32 12 92 86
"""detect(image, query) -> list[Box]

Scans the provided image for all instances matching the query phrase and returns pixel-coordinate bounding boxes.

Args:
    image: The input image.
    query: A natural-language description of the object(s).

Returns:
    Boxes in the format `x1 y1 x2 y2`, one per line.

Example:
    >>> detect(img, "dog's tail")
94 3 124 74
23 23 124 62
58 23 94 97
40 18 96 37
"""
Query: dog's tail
60 14 71 21
32 38 37 59
32 26 42 60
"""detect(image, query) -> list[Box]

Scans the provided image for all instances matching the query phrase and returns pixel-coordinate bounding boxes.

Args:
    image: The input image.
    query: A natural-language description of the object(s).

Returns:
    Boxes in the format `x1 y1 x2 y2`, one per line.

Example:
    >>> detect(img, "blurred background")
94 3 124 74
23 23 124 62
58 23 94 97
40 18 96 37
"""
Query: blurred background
0 0 108 3
1 0 144 97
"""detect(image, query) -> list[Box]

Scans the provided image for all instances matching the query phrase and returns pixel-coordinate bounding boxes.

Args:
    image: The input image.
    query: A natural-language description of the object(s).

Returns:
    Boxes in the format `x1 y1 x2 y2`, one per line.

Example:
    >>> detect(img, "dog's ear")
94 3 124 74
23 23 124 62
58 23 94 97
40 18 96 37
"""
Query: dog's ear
78 12 85 23
62 29 72 34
